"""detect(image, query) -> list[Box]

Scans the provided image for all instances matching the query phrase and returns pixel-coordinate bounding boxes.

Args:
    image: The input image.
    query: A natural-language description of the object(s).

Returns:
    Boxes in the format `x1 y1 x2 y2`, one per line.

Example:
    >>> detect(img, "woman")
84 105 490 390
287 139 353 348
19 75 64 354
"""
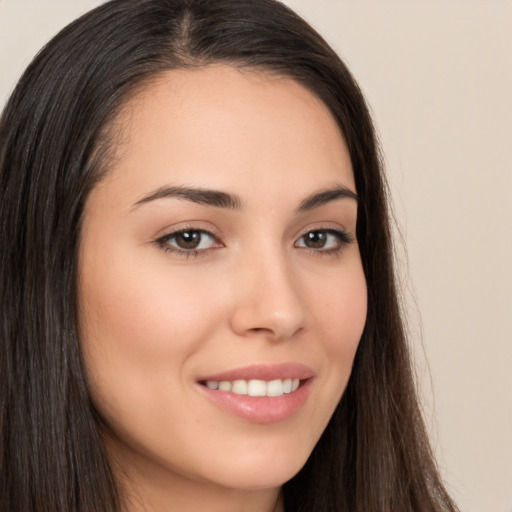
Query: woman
0 1 458 511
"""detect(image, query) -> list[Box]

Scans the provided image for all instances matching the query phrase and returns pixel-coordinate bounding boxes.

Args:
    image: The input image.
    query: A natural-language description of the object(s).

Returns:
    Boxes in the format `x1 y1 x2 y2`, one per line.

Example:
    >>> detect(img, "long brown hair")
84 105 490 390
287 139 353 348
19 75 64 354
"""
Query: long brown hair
0 1 458 510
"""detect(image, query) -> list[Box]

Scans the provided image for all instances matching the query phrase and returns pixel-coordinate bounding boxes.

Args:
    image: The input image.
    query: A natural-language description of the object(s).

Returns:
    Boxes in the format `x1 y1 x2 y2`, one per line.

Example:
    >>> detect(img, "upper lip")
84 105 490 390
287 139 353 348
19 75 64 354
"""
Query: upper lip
198 363 315 382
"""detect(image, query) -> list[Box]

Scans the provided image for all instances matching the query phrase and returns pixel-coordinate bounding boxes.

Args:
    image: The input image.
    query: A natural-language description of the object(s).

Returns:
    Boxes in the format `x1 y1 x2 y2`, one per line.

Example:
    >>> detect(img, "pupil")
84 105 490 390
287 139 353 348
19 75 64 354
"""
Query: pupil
305 231 326 248
176 231 201 249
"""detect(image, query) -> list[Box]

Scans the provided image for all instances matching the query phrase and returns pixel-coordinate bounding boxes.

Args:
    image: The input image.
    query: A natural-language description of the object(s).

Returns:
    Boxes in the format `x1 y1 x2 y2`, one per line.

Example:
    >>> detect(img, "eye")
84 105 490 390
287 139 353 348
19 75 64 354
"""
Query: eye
157 229 219 254
295 229 352 252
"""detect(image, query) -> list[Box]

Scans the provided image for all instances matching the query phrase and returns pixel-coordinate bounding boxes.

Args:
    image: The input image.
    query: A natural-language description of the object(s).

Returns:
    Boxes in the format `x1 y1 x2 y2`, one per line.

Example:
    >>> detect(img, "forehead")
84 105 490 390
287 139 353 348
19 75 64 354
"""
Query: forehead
101 64 354 204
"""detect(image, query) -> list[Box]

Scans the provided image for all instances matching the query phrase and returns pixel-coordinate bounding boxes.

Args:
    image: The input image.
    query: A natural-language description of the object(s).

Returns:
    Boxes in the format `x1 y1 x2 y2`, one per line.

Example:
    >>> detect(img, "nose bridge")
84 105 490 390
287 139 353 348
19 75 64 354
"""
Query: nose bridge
230 242 305 340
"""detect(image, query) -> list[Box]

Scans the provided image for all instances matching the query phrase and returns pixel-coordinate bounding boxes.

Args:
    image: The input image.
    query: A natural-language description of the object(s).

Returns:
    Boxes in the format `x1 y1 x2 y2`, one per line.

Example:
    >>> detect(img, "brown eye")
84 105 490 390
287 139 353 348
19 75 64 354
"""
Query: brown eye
302 231 328 249
174 231 203 249
161 229 217 252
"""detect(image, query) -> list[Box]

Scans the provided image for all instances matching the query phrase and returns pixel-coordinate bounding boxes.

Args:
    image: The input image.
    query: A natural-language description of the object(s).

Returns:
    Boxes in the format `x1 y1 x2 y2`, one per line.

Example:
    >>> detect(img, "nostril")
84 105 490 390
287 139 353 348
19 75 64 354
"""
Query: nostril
229 281 305 341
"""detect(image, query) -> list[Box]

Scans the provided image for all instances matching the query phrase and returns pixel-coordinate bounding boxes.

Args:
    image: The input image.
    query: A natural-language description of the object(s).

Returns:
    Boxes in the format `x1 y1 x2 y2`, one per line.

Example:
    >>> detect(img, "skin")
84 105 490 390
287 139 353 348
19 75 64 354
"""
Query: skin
78 65 367 512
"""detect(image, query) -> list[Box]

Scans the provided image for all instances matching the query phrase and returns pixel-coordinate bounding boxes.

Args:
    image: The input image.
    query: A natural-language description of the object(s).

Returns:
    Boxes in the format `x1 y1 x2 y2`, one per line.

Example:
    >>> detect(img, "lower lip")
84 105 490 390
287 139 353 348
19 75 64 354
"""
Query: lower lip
198 379 312 424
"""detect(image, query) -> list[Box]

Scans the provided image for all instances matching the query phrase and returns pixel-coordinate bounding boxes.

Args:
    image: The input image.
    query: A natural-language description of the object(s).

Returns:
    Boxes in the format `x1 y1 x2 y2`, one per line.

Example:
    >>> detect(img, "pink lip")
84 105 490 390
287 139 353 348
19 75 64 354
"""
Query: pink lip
198 362 315 382
196 363 315 424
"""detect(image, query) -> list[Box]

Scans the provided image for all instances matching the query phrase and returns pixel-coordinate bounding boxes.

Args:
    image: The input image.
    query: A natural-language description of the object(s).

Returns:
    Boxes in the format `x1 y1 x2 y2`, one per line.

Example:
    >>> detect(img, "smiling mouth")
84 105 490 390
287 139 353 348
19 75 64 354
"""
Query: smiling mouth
199 378 302 397
197 365 313 422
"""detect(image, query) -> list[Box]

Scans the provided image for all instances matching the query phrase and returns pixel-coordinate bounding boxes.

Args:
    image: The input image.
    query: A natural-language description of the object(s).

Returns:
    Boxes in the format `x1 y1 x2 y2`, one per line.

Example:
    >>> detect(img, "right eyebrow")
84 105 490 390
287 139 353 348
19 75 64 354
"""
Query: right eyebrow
296 185 359 212
130 185 244 211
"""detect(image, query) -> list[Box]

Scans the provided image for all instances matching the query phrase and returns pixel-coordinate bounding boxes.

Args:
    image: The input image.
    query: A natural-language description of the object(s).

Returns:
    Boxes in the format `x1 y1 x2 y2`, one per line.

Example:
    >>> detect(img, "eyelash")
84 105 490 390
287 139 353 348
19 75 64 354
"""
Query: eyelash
155 227 353 259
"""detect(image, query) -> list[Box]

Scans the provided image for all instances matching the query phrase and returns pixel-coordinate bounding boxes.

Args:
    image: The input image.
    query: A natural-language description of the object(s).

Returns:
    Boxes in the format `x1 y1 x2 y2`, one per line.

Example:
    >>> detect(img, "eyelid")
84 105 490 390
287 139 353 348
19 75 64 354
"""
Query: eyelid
293 221 353 241
152 219 224 241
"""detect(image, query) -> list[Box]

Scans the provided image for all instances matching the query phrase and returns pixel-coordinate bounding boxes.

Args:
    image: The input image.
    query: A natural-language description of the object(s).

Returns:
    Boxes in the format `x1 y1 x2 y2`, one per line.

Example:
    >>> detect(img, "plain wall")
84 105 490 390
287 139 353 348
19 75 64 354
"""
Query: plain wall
1 1 511 511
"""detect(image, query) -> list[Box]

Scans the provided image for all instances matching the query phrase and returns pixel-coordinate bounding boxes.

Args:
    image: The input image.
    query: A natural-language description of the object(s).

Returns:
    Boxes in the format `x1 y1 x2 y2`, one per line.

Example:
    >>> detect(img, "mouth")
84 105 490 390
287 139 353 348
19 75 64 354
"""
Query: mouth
196 363 314 423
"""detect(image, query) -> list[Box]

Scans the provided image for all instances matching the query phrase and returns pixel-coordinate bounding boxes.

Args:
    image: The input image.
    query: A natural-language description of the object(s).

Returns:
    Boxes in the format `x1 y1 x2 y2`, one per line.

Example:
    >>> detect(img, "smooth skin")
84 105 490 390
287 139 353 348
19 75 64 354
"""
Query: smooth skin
78 65 367 512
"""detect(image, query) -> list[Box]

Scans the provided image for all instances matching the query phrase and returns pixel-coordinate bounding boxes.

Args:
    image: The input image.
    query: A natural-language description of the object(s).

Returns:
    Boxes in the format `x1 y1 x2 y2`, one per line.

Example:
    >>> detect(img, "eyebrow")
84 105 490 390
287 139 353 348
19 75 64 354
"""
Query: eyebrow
132 185 243 210
296 186 359 212
131 184 358 212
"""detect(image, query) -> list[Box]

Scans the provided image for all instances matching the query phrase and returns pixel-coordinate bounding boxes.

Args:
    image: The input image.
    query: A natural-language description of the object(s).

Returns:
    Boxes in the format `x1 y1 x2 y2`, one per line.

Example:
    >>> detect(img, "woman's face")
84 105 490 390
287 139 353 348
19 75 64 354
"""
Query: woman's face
79 65 367 502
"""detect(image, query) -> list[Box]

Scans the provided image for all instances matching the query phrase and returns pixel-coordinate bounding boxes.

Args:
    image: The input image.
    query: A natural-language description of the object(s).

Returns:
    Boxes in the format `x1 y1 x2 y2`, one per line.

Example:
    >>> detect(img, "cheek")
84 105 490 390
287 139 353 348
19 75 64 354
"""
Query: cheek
80 248 214 354
315 257 367 354
309 258 367 414
78 246 223 416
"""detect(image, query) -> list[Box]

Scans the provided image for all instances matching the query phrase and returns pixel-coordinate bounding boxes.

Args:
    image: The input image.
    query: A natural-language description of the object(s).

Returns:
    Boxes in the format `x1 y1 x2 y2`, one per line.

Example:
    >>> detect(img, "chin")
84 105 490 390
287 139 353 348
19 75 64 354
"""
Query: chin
199 442 311 491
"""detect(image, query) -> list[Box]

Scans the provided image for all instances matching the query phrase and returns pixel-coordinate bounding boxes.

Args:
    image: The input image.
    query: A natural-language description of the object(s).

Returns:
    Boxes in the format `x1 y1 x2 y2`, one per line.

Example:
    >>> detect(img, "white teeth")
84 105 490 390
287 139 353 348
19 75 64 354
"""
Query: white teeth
267 379 283 397
231 380 248 395
204 378 302 397
248 379 267 396
218 381 232 392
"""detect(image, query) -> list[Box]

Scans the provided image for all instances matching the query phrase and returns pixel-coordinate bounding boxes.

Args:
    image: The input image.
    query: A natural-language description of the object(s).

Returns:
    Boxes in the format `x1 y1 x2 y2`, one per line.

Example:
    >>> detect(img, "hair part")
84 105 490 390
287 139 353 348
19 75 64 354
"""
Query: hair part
0 1 458 511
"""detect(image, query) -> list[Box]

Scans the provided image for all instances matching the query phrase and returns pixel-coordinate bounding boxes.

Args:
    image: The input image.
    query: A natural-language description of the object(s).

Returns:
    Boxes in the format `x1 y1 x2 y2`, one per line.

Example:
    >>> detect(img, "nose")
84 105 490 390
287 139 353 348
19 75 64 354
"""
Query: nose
229 250 306 342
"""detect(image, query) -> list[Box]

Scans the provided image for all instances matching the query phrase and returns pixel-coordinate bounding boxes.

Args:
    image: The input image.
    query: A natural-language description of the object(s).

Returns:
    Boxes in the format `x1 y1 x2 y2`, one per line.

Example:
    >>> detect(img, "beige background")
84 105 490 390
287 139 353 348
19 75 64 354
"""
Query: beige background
1 1 511 511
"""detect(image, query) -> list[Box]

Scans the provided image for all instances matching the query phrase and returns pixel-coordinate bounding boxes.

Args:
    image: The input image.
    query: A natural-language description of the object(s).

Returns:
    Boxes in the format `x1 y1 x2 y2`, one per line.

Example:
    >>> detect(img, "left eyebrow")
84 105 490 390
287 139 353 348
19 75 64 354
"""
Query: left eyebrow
296 186 359 212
